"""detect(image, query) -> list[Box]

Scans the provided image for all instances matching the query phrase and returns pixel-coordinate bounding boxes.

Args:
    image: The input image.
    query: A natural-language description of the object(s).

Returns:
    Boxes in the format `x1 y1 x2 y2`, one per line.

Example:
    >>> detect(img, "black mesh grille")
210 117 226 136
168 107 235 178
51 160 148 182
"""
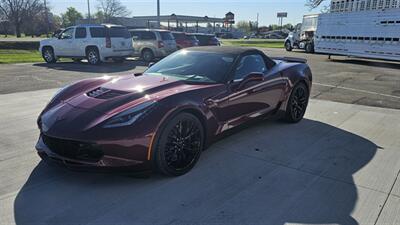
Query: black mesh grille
42 135 103 162
87 87 128 99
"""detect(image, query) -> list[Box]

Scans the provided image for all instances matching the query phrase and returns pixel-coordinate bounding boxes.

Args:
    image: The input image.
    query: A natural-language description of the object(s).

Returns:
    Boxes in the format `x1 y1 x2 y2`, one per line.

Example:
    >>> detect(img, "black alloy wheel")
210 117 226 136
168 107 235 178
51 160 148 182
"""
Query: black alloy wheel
284 83 309 123
154 113 204 176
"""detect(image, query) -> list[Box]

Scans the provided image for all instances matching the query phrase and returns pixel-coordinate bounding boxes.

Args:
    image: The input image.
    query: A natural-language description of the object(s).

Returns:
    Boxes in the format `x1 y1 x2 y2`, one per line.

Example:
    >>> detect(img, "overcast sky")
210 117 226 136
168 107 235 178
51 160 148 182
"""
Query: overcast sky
49 0 328 26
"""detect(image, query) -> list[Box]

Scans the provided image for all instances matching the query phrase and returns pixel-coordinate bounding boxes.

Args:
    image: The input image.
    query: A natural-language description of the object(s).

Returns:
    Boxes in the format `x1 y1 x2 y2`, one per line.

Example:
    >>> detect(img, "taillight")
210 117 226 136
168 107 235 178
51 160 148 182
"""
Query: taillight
158 41 164 48
106 37 111 48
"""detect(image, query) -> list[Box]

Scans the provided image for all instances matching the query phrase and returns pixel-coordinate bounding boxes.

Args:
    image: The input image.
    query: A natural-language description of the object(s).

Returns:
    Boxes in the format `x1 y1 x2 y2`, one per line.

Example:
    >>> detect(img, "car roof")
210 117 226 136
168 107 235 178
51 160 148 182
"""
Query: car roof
185 46 260 55
186 46 276 69
73 24 126 28
189 33 215 36
129 28 170 32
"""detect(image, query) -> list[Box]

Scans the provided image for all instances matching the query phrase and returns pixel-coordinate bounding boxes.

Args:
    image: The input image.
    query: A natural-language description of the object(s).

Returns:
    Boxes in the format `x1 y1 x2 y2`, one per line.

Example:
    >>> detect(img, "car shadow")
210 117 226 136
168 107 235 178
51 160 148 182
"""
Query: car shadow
329 58 400 70
281 50 400 70
32 59 149 73
14 119 376 225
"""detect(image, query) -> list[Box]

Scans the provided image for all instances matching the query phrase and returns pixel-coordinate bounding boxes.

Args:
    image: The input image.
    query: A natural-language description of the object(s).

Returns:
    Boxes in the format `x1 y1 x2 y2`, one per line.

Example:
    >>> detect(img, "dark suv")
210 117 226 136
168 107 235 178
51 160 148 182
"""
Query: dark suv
171 32 199 49
189 33 220 46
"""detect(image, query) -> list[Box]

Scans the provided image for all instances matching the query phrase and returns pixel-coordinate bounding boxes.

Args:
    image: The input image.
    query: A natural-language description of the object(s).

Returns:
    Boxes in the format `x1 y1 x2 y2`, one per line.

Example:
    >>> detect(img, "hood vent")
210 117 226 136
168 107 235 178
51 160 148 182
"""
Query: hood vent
87 87 129 99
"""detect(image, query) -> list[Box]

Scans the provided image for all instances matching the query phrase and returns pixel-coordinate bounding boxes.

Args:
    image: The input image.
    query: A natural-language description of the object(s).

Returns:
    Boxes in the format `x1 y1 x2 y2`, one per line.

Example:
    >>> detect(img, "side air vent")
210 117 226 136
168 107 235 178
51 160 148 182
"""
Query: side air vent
87 87 129 99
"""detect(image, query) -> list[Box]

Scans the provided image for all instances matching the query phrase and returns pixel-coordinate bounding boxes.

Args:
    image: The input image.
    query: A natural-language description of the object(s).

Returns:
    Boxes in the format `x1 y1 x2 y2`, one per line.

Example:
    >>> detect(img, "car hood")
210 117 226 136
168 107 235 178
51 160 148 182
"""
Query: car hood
40 74 222 137
65 74 216 115
40 38 55 45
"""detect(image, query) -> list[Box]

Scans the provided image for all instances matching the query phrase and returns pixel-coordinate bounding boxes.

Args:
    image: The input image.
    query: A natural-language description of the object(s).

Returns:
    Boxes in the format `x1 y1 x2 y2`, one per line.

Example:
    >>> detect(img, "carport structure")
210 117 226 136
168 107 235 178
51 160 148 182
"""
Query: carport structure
131 14 225 32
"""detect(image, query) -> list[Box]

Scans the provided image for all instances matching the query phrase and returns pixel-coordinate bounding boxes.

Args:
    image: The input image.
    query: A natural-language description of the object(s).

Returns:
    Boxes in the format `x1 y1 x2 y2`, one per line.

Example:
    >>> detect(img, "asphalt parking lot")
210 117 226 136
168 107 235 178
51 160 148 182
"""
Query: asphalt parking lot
1 48 400 225
1 48 399 109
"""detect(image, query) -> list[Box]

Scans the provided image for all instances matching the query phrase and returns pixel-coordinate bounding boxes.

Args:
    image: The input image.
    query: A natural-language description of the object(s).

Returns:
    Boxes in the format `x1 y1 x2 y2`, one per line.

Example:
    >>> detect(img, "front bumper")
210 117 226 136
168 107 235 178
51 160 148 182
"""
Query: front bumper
35 134 151 173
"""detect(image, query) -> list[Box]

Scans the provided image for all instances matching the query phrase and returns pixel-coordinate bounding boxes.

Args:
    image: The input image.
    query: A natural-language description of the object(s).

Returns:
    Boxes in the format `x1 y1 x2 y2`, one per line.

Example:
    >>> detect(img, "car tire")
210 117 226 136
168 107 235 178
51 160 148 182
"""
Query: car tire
305 43 314 53
285 41 293 51
42 47 57 63
86 47 101 65
142 49 154 62
283 82 309 123
113 58 125 63
153 113 204 176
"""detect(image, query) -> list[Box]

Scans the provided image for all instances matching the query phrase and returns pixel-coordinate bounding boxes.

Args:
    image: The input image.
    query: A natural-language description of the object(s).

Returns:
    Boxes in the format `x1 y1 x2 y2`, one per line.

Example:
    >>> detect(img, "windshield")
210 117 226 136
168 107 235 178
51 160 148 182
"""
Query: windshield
159 32 174 40
187 35 198 41
145 50 235 83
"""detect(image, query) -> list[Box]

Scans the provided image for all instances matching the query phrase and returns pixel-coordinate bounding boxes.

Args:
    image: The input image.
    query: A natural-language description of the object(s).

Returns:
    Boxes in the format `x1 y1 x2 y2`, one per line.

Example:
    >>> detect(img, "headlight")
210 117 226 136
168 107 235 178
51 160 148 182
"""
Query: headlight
103 101 156 128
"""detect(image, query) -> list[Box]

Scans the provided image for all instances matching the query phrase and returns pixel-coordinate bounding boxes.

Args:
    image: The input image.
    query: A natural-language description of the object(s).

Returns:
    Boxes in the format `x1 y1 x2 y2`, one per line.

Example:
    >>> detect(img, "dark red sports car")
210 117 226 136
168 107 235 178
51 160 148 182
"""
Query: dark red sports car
36 47 312 176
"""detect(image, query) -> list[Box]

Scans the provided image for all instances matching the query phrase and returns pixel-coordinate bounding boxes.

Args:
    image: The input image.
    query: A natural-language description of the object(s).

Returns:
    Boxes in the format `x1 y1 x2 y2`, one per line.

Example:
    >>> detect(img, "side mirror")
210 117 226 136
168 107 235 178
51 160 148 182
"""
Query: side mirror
236 72 264 90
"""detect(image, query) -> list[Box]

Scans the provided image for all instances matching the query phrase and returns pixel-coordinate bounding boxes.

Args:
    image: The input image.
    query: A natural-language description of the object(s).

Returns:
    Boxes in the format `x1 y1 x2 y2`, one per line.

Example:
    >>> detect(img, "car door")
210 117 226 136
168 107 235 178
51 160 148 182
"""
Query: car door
73 27 87 56
54 27 75 56
214 53 285 129
132 31 156 56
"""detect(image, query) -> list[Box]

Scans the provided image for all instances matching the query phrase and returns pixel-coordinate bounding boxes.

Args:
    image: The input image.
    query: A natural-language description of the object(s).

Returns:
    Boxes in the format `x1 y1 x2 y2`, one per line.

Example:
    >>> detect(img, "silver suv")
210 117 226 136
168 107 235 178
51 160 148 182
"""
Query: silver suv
40 24 133 65
129 29 177 62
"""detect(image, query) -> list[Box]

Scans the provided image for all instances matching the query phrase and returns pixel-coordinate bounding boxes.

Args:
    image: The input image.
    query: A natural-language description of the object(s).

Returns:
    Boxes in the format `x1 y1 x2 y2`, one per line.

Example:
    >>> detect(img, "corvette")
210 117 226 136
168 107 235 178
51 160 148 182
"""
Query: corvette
36 47 312 176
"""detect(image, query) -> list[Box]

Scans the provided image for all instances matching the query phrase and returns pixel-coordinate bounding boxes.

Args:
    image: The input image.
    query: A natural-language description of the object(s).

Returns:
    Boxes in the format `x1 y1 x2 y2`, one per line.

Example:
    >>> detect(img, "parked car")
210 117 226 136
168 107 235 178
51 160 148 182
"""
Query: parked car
189 33 220 46
129 29 177 62
52 28 65 38
36 47 312 176
40 24 133 65
171 32 199 49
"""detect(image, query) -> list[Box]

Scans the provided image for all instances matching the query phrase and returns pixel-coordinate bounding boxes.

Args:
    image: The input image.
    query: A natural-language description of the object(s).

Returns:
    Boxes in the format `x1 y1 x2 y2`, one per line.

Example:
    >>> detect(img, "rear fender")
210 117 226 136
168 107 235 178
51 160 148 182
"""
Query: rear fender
278 63 312 112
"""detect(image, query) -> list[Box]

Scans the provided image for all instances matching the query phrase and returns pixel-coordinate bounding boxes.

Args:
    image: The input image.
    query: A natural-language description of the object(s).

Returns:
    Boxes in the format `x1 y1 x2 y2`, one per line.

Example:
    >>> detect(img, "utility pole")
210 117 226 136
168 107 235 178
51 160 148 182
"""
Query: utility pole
87 0 91 24
44 0 50 37
157 0 161 28
256 13 259 35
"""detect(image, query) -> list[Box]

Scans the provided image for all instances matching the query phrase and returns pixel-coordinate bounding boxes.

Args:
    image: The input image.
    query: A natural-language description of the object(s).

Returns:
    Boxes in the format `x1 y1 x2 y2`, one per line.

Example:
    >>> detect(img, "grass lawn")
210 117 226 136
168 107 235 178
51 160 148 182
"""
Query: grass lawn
221 39 284 48
0 49 43 64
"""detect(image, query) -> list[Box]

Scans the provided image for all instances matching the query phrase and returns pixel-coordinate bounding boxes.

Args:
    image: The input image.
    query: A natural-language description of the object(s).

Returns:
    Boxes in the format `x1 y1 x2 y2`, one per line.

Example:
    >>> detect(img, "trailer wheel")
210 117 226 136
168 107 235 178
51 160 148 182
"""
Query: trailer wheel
285 41 293 51
305 43 314 53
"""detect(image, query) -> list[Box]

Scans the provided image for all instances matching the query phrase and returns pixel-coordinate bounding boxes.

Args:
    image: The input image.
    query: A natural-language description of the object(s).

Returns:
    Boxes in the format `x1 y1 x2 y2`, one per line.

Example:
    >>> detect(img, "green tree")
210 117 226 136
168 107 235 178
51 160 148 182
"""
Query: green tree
267 23 294 31
96 0 130 23
61 7 83 27
235 20 251 34
93 10 105 23
0 0 43 37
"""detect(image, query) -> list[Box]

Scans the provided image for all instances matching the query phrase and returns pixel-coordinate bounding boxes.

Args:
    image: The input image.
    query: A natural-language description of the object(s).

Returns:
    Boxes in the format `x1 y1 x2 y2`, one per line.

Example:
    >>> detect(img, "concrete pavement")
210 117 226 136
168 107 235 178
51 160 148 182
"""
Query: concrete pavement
0 88 399 225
